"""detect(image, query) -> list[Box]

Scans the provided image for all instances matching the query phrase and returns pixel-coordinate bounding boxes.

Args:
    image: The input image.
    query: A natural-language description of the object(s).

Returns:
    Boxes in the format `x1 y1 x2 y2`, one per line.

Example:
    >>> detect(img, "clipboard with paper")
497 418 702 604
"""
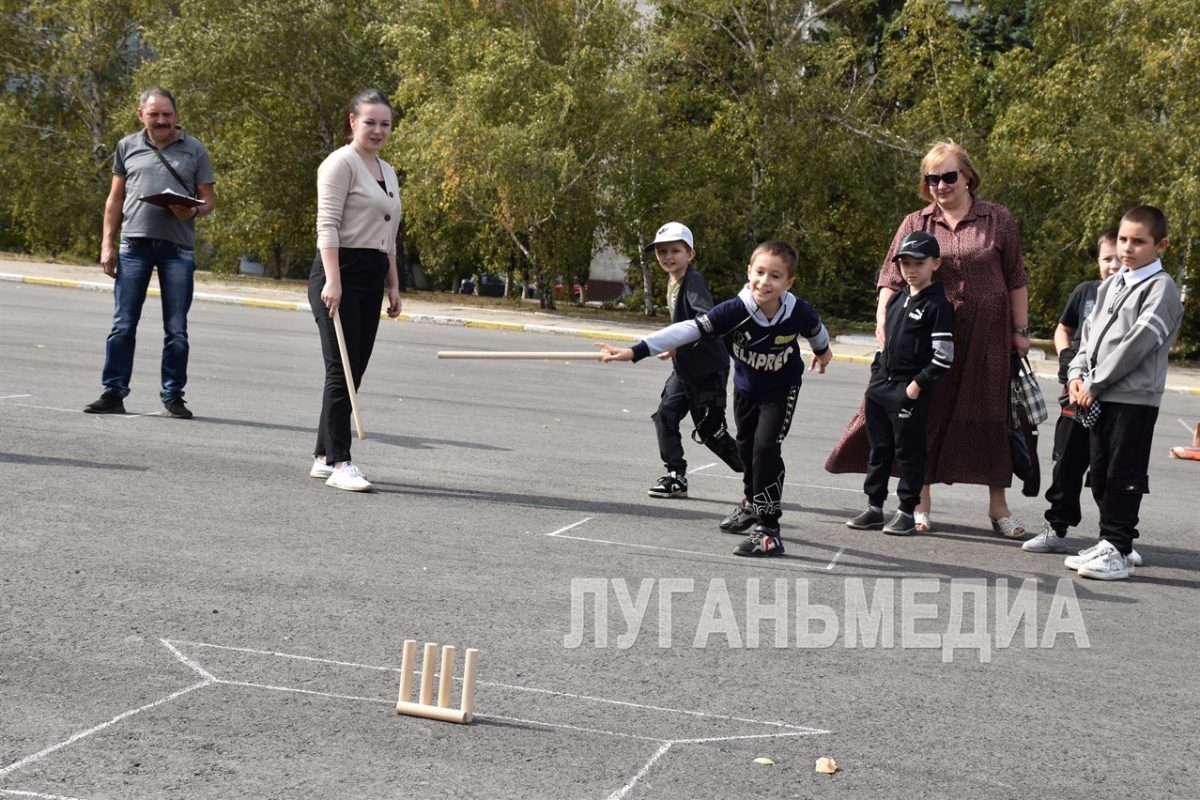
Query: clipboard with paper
137 188 204 209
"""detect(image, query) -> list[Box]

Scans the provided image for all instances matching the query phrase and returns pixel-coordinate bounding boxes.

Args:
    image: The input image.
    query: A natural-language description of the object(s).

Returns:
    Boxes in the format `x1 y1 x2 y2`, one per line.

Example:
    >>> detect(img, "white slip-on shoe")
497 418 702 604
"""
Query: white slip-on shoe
309 457 334 479
991 515 1026 539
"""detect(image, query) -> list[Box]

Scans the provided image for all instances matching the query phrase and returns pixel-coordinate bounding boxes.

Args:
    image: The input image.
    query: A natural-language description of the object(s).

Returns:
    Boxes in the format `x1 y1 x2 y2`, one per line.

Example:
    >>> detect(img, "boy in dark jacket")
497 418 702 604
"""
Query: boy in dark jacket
846 231 954 535
642 222 742 499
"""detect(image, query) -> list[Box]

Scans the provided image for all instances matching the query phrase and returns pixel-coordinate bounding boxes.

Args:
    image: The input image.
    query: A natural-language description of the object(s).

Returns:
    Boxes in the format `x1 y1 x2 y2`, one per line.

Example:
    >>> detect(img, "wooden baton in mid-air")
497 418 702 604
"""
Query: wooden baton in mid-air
436 351 605 360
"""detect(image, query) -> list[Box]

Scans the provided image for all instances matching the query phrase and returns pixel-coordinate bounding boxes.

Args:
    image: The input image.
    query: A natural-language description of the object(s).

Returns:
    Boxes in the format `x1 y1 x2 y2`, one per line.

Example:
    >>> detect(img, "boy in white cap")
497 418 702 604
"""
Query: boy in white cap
641 222 743 499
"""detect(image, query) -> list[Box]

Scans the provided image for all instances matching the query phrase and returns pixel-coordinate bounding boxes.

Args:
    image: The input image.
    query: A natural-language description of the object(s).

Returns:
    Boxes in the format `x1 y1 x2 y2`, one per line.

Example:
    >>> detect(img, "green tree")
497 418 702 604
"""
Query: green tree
624 0 927 314
389 0 638 309
0 0 152 258
987 0 1200 351
594 77 671 316
137 0 396 276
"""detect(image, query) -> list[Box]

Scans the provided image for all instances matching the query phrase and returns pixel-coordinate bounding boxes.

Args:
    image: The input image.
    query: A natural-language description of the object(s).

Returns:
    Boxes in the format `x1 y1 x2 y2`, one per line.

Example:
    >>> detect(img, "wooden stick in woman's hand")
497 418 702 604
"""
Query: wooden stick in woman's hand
332 309 365 439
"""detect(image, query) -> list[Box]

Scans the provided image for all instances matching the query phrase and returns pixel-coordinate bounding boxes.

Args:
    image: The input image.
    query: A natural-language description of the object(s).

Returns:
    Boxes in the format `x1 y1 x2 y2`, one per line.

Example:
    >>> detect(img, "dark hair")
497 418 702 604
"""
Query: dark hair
1096 227 1119 248
342 89 393 145
1121 205 1168 243
139 87 177 111
749 239 799 278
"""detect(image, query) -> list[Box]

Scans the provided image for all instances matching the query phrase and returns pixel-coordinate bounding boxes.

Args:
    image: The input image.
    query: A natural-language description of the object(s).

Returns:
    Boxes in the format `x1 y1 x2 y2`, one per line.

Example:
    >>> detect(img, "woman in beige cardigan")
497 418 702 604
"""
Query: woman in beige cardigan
308 89 403 492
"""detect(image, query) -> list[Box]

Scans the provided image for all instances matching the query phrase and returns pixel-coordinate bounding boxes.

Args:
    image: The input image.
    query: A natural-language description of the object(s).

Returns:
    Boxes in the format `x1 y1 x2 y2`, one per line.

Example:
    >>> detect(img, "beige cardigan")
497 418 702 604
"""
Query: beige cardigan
316 145 401 253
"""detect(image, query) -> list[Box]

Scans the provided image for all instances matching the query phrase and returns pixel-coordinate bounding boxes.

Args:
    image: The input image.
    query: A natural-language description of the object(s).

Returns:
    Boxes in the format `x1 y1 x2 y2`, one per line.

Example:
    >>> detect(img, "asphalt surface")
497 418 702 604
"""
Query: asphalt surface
1 281 1198 799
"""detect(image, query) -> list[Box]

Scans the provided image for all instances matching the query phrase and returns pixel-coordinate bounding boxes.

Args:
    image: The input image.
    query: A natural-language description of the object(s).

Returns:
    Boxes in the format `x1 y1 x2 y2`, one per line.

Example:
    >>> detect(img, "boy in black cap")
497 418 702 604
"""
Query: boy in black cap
641 222 742 499
847 231 954 535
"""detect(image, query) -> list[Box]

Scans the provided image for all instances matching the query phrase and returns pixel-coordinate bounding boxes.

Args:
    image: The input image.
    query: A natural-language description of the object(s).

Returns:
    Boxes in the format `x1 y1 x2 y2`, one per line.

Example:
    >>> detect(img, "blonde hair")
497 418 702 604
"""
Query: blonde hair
918 140 981 203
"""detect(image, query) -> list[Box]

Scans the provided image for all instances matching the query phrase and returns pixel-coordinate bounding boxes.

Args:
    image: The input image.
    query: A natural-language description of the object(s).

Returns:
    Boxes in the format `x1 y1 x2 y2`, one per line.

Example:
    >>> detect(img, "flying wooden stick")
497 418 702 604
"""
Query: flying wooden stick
332 309 365 439
437 351 604 360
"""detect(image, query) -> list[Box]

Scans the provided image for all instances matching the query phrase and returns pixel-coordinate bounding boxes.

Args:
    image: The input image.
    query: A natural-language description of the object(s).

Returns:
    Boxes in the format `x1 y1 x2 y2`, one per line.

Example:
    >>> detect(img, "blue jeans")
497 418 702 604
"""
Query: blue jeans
101 237 195 402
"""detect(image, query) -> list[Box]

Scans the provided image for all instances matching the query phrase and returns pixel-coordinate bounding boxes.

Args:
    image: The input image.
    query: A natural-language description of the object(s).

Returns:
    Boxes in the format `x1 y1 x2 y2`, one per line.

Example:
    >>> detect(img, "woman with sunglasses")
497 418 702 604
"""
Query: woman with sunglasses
827 140 1031 537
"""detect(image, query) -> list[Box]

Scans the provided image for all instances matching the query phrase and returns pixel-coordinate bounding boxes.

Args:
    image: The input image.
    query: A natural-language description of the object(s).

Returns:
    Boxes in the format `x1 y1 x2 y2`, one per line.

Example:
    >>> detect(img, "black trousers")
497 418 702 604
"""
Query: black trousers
862 378 929 513
1043 401 1092 533
1089 401 1158 554
653 370 743 474
309 249 388 465
733 384 800 528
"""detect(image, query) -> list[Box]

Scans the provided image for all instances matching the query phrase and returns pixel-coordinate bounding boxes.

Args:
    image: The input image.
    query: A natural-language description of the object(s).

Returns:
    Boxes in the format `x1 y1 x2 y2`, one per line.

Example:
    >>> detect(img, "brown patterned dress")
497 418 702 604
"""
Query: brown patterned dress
825 199 1028 486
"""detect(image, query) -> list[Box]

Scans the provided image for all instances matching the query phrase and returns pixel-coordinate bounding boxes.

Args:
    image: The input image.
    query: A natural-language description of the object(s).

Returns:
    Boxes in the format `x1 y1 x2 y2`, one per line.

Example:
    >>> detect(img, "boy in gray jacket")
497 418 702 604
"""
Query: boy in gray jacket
1064 205 1184 580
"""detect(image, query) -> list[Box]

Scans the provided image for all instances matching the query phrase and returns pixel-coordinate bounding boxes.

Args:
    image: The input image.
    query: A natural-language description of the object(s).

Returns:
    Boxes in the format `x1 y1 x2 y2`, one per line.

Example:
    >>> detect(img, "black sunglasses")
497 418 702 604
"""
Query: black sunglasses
924 171 960 187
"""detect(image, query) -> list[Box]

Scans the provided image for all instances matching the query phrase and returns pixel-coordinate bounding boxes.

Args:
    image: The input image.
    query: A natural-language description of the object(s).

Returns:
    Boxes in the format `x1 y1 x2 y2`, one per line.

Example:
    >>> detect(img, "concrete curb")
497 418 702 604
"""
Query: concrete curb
4 270 1197 394
0 271 644 344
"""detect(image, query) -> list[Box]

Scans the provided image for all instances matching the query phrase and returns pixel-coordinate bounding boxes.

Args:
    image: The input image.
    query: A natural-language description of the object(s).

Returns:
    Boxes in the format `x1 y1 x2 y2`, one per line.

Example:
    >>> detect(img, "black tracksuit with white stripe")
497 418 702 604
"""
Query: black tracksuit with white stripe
631 286 831 528
864 283 954 512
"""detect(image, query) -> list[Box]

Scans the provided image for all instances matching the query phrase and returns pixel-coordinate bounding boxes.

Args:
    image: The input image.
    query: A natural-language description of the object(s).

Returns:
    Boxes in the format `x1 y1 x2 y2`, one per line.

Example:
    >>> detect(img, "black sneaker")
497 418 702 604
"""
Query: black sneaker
163 397 193 419
718 501 757 534
882 510 916 536
733 524 785 557
84 390 125 414
846 507 885 530
648 472 687 498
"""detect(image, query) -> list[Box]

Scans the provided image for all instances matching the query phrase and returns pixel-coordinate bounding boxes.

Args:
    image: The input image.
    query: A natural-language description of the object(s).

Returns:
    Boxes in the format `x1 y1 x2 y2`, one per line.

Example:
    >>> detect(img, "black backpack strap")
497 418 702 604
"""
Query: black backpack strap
151 145 194 197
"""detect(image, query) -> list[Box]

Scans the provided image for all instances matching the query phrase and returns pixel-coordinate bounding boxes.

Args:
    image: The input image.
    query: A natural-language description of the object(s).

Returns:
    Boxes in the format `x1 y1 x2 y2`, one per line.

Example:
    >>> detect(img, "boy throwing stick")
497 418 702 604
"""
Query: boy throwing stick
597 240 832 558
641 222 743 499
846 231 954 536
1064 205 1183 581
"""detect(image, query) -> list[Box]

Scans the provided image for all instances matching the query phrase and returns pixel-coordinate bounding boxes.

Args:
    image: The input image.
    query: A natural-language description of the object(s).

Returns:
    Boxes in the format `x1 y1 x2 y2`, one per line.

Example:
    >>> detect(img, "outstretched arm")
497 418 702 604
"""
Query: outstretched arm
594 342 634 362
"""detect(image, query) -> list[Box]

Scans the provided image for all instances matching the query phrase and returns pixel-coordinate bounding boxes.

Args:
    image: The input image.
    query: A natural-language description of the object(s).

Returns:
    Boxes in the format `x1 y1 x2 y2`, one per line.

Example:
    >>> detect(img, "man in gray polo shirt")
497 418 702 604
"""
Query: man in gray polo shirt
84 87 216 418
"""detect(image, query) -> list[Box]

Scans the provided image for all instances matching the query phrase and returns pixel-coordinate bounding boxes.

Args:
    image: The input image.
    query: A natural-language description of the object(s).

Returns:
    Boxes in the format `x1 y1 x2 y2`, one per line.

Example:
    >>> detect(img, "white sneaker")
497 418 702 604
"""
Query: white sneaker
1064 541 1105 571
1066 540 1143 570
1075 540 1133 580
1022 522 1070 553
309 457 334 479
325 461 373 492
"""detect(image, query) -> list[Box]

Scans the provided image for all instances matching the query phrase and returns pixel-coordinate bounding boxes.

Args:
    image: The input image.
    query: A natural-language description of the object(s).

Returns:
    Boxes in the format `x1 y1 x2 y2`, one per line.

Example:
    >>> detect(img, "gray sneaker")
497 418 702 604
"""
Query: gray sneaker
882 510 916 536
1022 522 1070 553
846 507 885 530
718 501 757 534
